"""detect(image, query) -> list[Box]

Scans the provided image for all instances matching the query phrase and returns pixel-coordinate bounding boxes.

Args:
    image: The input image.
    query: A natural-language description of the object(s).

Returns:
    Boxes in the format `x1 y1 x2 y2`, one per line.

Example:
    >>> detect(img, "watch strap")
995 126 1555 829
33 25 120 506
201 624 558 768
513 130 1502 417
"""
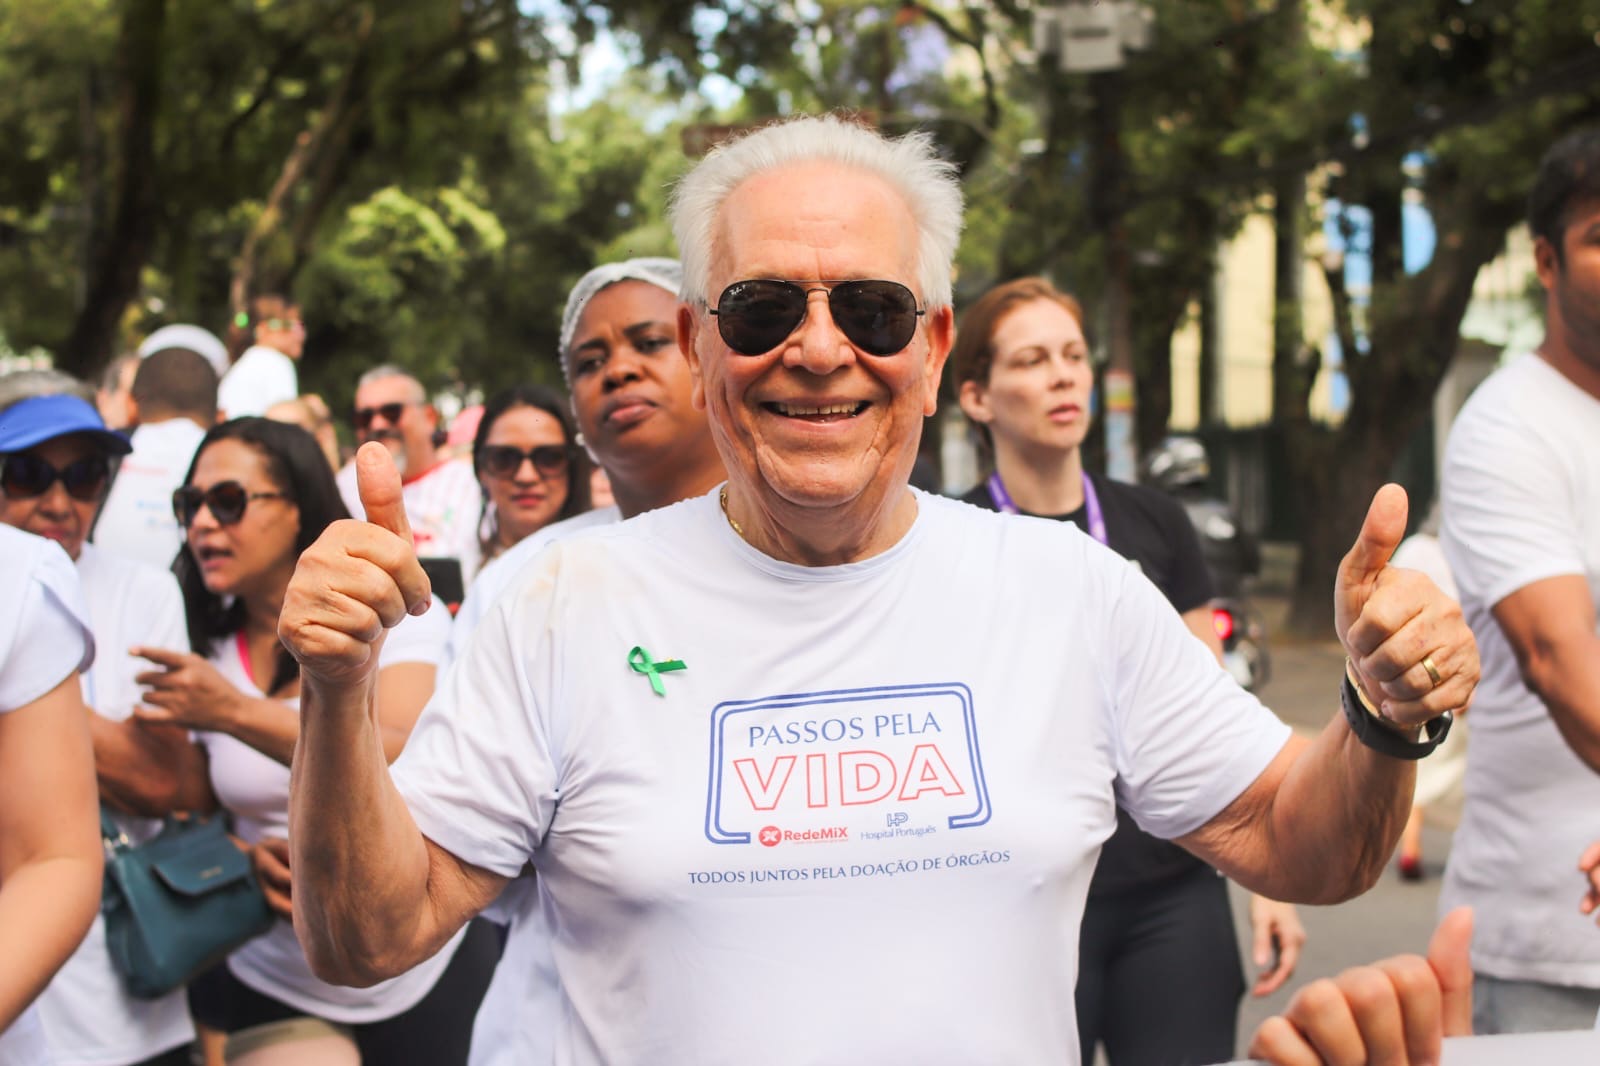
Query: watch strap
1340 663 1453 760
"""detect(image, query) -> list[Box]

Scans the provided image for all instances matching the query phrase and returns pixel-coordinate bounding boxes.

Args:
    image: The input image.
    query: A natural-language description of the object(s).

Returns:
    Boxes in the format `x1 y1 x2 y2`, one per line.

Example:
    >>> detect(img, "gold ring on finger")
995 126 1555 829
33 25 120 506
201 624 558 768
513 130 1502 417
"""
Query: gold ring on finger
1421 654 1443 689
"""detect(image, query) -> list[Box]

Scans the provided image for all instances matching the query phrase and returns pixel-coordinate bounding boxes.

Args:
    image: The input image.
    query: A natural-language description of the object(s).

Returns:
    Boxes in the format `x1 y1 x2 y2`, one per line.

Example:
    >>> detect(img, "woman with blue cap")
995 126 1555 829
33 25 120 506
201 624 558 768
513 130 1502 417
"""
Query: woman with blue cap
0 383 199 1066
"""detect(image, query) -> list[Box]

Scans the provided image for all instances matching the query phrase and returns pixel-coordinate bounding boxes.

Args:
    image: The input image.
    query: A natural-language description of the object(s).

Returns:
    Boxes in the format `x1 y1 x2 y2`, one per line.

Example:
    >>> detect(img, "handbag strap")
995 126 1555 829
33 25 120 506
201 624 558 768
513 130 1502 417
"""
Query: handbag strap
99 807 131 851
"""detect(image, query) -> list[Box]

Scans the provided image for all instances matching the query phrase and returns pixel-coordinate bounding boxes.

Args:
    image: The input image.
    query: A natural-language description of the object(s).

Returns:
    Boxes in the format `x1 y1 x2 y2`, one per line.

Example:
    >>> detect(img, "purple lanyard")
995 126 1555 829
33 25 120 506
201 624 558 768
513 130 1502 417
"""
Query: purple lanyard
986 471 1107 546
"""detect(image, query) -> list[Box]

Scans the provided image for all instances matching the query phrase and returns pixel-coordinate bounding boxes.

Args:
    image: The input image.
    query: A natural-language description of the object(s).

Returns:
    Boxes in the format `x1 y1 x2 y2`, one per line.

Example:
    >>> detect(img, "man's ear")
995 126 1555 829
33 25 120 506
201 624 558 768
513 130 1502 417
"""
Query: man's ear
1533 234 1560 293
124 394 141 429
921 304 955 418
678 303 707 411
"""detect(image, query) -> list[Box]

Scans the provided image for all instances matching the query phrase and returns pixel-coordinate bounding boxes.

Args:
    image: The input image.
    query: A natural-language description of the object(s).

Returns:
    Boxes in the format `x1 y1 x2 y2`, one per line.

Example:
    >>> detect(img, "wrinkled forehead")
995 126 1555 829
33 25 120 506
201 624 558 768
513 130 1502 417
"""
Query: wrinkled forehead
710 163 920 289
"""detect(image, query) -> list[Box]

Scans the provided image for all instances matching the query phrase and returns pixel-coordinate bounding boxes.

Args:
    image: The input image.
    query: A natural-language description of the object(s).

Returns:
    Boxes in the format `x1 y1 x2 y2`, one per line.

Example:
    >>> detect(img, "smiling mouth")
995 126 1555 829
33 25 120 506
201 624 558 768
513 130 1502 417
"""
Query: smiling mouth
764 401 869 421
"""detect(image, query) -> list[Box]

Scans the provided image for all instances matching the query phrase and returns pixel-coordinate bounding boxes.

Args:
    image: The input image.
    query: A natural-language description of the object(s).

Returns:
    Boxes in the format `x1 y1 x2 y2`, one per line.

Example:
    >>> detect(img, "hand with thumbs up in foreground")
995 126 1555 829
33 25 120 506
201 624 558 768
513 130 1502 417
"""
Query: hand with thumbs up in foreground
279 443 434 691
280 443 508 988
1248 908 1475 1066
1178 485 1477 907
1335 485 1477 732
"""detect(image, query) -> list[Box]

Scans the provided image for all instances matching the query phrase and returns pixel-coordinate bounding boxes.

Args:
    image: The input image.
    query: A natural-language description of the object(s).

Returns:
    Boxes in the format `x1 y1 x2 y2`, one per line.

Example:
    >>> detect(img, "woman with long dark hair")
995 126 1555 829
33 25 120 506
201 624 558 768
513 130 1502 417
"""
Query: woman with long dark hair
116 418 495 1065
471 384 588 567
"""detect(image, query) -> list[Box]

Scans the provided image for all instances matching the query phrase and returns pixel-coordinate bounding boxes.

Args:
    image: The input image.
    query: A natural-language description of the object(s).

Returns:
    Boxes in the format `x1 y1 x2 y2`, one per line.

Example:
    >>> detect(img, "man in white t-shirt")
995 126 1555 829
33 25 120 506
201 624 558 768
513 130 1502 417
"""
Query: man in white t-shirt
0 389 198 1065
336 365 482 581
279 117 1476 1066
1440 126 1600 1034
93 346 218 570
217 294 302 419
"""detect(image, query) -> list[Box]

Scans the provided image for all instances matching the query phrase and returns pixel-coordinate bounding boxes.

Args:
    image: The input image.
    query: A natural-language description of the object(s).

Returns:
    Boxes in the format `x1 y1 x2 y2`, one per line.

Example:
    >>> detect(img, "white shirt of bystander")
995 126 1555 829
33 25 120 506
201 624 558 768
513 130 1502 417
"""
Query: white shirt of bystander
217 345 297 419
0 528 93 1066
35 545 195 1066
92 419 208 570
1441 352 1600 987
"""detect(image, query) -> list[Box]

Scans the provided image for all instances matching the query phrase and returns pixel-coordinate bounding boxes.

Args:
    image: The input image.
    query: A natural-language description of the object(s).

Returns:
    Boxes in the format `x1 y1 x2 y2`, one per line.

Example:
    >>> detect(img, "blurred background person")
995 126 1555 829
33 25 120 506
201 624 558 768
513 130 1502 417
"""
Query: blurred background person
470 383 588 569
264 394 341 474
0 525 101 1064
93 347 219 569
96 352 141 432
104 418 494 1064
951 276 1305 1066
1388 500 1468 882
139 324 231 383
219 295 303 419
336 366 482 582
441 405 483 464
0 386 197 1065
1439 126 1600 1034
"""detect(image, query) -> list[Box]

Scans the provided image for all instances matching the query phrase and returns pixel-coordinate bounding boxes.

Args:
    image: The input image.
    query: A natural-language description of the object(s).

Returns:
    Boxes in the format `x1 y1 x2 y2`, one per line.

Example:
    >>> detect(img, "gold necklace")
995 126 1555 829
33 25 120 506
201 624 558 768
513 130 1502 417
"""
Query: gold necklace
718 486 744 539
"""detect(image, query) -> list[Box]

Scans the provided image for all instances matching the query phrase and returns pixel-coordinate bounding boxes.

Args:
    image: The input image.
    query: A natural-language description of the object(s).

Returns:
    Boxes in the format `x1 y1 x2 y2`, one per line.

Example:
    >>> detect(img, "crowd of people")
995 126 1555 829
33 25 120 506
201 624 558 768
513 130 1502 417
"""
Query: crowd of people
0 112 1596 1066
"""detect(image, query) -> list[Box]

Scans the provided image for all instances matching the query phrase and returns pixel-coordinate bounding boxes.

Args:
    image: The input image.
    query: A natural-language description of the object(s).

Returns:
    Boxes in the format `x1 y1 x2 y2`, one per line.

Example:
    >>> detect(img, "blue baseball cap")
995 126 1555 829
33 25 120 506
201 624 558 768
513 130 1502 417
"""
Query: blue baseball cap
0 394 132 456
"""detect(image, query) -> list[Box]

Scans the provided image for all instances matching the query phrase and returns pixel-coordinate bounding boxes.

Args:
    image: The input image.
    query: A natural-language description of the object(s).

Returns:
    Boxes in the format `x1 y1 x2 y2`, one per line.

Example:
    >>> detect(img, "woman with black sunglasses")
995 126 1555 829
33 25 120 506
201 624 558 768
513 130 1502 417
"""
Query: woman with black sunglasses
470 384 589 568
114 418 496 1066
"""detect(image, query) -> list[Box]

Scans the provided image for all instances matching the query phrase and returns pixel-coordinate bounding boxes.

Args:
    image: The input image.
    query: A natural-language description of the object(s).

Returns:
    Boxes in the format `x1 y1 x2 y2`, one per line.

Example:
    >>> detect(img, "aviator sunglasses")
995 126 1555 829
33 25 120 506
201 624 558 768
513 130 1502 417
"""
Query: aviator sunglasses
0 453 112 502
709 279 925 356
477 444 573 480
353 402 410 431
172 482 289 527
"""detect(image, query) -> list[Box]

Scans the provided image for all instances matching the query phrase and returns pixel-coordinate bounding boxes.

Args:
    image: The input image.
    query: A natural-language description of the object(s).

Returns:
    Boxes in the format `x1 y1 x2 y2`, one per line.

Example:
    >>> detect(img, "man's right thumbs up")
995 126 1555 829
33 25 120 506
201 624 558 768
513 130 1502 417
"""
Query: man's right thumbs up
278 443 431 688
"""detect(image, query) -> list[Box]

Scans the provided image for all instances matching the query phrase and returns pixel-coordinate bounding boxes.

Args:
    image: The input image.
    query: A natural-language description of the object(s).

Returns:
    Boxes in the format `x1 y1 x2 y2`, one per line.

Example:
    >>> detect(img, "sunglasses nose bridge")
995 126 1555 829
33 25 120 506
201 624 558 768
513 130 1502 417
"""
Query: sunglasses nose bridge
784 287 857 371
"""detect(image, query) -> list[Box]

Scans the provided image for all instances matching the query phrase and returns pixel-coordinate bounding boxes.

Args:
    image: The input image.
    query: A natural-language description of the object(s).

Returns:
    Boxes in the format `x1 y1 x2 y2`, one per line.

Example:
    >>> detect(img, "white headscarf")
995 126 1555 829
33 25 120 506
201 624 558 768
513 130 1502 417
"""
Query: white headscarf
558 258 683 384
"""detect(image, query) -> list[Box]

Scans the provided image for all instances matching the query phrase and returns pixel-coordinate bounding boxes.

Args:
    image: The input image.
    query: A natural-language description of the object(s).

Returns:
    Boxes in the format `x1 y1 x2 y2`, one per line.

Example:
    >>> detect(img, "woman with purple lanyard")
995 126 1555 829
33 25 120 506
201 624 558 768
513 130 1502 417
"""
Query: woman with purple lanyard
951 277 1307 1066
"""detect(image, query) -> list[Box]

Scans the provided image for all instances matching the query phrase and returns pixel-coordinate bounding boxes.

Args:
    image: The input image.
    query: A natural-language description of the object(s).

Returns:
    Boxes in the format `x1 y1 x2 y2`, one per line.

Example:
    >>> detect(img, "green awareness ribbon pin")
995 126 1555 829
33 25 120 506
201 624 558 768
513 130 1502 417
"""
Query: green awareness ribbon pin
628 646 686 697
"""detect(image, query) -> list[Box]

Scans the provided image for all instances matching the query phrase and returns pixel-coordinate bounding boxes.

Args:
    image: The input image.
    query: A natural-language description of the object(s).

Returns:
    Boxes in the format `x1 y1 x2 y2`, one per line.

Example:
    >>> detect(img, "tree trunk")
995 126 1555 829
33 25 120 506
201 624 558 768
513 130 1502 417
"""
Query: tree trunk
56 0 165 379
1281 197 1515 636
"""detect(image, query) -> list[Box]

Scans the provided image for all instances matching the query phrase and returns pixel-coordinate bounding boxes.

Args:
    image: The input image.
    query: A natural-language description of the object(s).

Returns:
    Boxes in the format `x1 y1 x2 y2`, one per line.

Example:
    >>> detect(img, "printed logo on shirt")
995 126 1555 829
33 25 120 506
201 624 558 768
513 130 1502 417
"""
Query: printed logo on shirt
704 683 991 847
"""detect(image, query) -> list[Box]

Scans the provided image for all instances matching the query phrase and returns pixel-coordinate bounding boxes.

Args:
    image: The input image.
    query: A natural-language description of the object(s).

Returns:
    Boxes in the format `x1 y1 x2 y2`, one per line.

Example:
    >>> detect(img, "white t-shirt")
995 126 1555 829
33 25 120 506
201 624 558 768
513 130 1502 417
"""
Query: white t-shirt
0 529 92 1066
92 419 207 571
35 547 193 1065
445 504 619 1066
1440 352 1600 986
197 599 463 1024
338 458 484 583
447 505 620 672
217 345 297 419
393 490 1290 1065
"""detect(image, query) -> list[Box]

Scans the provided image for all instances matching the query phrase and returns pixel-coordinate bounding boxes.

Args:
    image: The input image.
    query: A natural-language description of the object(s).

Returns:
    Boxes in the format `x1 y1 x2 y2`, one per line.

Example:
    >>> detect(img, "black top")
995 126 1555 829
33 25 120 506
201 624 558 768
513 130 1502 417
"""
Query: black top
959 472 1218 894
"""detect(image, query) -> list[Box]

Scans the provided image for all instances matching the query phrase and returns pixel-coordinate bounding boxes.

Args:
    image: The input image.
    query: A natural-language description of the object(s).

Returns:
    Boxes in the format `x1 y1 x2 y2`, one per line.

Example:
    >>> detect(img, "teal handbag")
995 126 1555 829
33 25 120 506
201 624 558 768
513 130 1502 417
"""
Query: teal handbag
100 808 275 999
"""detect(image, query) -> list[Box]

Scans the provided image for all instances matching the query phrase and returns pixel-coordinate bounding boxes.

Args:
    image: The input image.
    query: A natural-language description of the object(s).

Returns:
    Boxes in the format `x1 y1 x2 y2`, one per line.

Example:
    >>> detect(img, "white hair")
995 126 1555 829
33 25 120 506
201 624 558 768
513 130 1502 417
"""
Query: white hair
668 114 963 309
356 364 424 402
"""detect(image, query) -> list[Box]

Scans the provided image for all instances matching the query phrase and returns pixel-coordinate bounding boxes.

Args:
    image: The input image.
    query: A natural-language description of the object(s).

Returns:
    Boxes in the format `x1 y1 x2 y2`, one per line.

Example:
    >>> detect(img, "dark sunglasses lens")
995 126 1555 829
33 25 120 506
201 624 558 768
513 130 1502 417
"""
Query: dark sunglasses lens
353 403 403 430
60 458 110 501
716 281 806 355
529 446 570 476
172 486 200 525
2 455 53 498
831 281 919 355
173 482 249 526
479 446 521 478
2 455 107 500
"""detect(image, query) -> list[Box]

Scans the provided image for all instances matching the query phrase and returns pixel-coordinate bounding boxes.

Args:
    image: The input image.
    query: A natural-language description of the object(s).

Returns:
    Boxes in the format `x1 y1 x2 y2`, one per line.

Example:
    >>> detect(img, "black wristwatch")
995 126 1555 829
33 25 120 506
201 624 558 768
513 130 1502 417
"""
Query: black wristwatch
1341 662 1453 760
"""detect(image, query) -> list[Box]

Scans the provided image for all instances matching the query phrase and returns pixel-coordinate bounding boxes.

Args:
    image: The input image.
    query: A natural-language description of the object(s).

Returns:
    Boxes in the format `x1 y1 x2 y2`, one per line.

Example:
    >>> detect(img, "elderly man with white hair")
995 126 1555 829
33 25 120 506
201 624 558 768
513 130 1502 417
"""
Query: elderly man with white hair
278 115 1476 1065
